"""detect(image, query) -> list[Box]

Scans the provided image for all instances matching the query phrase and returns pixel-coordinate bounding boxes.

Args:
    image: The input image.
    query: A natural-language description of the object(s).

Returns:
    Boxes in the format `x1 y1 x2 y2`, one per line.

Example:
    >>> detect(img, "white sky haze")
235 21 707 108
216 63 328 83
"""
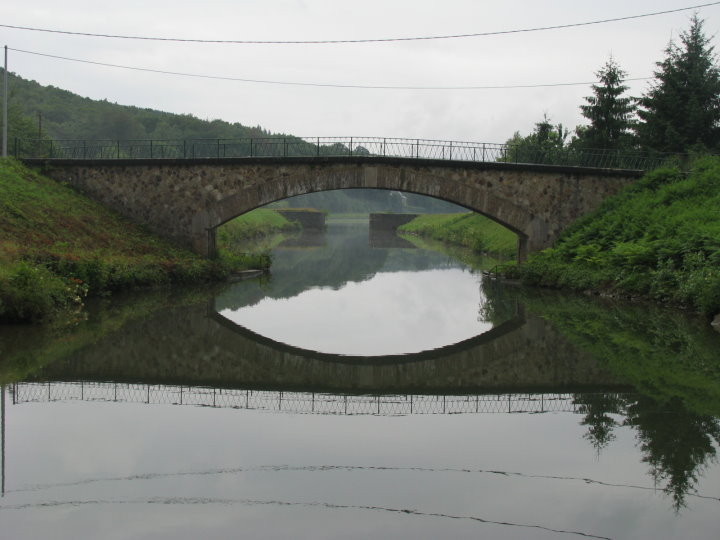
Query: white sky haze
1 1 719 143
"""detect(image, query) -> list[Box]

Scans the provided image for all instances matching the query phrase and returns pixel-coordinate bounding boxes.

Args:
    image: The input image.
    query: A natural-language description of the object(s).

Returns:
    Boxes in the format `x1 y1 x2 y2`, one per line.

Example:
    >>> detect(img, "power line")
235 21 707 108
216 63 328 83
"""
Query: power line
8 47 652 90
1 2 719 45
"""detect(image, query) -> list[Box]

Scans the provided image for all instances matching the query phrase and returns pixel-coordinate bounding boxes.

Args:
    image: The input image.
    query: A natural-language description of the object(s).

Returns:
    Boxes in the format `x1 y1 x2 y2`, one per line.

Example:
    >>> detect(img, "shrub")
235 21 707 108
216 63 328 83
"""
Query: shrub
0 261 87 323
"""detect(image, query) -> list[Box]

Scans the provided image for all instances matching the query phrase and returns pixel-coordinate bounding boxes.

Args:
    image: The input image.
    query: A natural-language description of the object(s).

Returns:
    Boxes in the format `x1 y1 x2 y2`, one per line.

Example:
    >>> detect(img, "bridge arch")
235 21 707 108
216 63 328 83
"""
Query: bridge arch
192 159 559 260
204 167 533 258
33 156 641 260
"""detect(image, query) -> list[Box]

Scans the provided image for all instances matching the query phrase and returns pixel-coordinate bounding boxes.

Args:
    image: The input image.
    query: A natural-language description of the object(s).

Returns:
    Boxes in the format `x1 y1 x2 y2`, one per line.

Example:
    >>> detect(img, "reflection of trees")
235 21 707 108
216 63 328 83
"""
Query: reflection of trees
516 289 720 510
217 222 472 311
575 390 720 511
477 276 519 326
625 396 720 511
573 393 628 455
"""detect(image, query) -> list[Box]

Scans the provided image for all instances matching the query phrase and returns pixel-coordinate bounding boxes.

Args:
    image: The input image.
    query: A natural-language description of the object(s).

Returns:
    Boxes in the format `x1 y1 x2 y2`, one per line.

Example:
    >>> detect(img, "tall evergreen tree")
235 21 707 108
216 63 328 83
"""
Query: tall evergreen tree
576 57 635 150
636 15 720 153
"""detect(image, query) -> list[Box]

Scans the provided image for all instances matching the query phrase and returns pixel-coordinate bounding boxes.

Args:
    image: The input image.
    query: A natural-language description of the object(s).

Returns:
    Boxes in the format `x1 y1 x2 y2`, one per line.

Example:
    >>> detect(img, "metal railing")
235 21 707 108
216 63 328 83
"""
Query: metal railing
10 381 630 416
11 136 672 170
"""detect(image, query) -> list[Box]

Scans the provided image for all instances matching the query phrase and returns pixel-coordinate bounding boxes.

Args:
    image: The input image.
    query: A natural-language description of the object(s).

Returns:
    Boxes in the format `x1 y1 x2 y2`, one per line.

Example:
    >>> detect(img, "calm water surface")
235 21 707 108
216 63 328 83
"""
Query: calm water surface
1 219 719 539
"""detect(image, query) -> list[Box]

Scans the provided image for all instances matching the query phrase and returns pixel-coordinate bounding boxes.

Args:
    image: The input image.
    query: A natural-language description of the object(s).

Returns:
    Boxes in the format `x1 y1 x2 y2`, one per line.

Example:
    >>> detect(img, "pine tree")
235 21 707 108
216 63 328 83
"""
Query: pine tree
636 15 720 153
576 57 635 150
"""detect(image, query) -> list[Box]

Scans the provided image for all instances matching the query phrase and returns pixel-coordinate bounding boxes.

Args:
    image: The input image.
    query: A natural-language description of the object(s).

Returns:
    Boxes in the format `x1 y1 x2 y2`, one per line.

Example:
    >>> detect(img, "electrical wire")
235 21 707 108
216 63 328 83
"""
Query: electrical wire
8 47 651 90
1 2 719 44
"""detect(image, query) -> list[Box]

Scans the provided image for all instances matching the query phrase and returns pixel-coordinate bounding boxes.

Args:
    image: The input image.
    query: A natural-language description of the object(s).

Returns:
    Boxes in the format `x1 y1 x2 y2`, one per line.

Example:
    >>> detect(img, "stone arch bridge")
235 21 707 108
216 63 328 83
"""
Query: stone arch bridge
29 155 642 260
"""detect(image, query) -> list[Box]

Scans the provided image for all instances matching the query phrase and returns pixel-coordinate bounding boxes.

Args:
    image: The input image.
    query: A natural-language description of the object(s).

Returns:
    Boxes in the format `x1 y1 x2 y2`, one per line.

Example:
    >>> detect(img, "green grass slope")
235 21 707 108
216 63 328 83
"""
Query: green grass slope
217 208 301 246
398 213 518 258
0 159 266 323
517 156 720 316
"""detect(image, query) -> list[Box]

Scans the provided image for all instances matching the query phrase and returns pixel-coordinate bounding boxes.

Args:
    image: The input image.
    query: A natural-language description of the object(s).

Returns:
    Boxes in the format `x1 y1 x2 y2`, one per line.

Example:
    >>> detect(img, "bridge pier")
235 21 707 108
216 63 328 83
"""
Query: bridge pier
517 236 528 262
206 228 217 259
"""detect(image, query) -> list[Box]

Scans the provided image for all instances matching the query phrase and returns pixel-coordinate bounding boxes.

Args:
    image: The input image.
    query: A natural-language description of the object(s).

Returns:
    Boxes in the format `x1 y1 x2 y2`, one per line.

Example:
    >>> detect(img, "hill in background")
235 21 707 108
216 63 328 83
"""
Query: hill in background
2 70 285 142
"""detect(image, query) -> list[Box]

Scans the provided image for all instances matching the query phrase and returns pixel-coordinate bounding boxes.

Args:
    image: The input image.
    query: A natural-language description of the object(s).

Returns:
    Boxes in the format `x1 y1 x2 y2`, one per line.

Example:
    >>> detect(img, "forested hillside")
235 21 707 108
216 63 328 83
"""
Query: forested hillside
2 70 284 143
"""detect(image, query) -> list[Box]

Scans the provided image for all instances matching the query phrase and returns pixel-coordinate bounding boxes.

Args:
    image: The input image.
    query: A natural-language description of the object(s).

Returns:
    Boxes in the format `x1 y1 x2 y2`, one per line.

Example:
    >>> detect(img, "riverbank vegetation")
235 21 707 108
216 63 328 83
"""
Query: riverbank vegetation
514 156 720 317
0 159 269 323
217 208 300 247
398 213 517 259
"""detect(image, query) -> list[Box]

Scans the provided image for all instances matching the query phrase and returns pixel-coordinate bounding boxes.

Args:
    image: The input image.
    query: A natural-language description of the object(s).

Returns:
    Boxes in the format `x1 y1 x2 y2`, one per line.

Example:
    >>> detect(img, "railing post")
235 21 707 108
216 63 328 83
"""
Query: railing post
117 140 120 159
482 143 486 162
416 139 420 159
383 138 386 157
316 137 320 157
449 141 453 160
250 138 254 157
349 137 353 157
217 138 220 158
284 137 287 157
183 140 187 159
49 140 53 158
150 139 153 159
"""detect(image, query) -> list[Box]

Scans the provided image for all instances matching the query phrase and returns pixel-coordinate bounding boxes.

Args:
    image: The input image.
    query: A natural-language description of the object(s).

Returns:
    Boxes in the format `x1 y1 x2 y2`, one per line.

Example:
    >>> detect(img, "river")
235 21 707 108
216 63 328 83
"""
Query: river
1 219 719 539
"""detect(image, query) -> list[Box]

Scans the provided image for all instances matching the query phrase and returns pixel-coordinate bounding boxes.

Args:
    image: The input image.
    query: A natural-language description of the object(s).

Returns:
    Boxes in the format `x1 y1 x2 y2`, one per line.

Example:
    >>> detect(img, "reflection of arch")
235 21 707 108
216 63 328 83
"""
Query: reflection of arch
209 300 526 366
29 299 627 395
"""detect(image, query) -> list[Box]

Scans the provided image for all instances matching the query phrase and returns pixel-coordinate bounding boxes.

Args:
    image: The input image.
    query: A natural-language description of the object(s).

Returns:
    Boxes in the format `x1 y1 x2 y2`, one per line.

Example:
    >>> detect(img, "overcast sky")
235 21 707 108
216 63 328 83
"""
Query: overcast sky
1 1 719 143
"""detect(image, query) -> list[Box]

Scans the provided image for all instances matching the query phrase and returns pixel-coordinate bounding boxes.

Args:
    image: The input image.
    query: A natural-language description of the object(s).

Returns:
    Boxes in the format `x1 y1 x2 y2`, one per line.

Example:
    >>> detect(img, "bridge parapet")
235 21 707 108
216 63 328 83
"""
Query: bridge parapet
15 136 670 170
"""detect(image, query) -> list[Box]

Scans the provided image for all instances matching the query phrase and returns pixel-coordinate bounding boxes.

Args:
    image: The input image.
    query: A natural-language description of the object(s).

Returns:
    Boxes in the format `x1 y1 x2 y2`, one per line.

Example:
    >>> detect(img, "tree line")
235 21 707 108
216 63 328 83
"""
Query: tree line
504 14 720 160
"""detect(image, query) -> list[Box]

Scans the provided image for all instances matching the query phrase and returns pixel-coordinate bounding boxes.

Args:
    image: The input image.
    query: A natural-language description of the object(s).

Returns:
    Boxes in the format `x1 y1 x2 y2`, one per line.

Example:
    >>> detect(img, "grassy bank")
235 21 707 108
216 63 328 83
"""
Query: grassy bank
514 156 720 317
217 208 300 246
398 213 518 258
400 234 508 271
0 159 269 323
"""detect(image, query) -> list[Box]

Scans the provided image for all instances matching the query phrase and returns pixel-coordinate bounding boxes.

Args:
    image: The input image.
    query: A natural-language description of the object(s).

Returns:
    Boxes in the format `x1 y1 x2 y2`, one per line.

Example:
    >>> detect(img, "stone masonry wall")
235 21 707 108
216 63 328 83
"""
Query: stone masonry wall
36 157 639 258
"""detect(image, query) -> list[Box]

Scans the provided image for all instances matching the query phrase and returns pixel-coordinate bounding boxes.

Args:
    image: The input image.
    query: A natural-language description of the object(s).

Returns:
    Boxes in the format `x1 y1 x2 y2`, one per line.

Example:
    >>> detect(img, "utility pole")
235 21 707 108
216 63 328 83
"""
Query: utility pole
1 385 5 497
2 45 8 158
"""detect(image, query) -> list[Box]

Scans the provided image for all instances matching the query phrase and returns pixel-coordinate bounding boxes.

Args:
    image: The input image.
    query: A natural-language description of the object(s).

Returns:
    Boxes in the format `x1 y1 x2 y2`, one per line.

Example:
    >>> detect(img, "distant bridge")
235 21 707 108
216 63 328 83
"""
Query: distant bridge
20 136 655 260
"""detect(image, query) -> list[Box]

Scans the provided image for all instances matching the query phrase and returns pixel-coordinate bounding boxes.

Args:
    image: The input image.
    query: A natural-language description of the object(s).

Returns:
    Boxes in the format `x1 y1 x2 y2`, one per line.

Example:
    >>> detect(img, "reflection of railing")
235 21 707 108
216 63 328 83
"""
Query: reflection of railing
14 136 670 170
11 382 623 415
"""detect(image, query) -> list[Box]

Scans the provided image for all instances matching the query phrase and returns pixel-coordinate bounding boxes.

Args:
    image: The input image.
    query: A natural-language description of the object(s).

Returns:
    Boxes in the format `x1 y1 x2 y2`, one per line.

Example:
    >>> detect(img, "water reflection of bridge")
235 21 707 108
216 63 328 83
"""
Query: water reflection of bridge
23 299 625 394
9 382 627 416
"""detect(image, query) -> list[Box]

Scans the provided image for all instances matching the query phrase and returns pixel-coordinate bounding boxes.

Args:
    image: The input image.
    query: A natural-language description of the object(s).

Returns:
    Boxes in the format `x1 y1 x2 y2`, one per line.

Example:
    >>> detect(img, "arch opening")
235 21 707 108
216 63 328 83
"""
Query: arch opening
210 187 525 261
